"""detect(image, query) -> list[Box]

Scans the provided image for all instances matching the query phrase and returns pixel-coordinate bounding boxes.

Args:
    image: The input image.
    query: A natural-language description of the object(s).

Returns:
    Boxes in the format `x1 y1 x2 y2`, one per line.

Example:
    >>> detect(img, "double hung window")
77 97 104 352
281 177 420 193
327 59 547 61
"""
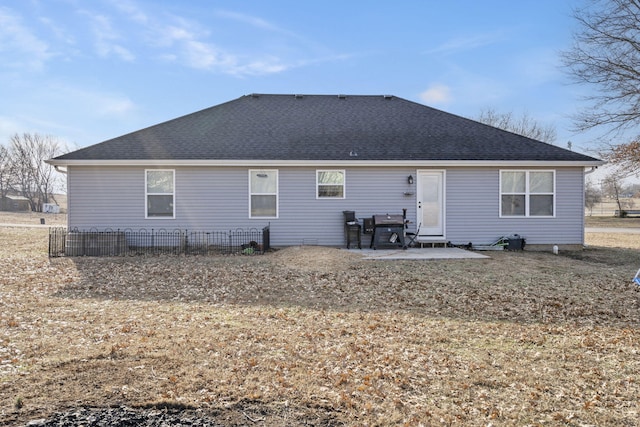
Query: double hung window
250 170 278 218
146 169 175 218
317 170 345 198
500 170 554 217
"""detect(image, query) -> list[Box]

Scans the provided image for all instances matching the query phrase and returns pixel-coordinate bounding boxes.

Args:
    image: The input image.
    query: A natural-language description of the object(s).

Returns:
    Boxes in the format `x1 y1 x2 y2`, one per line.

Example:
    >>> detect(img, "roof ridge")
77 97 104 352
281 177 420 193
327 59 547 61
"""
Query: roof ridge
244 93 398 98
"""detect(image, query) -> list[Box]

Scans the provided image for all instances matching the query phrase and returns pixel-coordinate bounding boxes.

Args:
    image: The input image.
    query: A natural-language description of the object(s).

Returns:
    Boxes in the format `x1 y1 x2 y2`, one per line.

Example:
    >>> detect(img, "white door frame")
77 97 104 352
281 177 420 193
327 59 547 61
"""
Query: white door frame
416 170 445 237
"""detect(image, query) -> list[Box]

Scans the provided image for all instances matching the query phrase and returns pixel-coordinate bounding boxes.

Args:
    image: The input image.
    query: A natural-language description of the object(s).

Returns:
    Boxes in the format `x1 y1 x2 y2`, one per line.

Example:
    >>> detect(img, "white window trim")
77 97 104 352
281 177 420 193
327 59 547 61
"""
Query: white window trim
249 169 279 219
499 170 556 218
316 169 346 199
145 169 175 219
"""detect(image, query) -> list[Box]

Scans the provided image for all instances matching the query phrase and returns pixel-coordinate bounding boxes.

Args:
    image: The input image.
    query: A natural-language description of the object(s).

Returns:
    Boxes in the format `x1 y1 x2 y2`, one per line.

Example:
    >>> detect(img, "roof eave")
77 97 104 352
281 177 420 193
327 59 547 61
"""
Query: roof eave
46 159 605 168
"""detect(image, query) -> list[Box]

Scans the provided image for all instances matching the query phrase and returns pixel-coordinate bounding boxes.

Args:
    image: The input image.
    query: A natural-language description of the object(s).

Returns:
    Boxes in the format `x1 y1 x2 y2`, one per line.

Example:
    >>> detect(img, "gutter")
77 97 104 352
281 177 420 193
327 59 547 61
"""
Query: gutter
45 159 606 168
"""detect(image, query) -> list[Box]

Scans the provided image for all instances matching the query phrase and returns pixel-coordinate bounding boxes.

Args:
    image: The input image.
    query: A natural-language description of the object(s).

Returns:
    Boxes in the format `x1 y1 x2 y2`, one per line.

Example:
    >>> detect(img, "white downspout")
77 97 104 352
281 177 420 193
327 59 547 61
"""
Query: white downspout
583 166 598 248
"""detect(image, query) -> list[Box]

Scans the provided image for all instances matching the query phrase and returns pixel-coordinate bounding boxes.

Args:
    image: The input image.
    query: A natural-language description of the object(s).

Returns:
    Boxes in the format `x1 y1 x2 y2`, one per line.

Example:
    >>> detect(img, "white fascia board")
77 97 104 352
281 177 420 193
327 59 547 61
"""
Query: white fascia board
46 159 604 168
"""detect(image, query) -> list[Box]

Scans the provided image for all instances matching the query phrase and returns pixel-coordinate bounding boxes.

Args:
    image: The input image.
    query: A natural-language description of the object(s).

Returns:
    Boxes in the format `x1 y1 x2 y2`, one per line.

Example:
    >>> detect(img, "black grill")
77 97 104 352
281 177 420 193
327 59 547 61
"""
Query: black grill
371 214 405 249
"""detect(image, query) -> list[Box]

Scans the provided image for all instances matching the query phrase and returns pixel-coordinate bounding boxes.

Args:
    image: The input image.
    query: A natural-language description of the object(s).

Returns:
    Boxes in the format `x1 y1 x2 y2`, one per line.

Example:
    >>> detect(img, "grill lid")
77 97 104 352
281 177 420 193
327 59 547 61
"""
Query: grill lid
373 214 404 225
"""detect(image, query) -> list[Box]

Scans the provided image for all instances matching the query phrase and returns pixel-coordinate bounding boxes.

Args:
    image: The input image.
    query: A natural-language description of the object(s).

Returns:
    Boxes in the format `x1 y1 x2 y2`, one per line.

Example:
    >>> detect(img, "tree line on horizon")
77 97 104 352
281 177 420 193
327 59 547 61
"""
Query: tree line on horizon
0 133 66 213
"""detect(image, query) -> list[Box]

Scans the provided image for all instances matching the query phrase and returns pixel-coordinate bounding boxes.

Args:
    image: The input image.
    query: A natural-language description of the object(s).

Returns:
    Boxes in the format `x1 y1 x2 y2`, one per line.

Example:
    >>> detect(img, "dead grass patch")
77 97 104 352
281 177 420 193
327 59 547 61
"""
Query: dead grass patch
1 226 639 426
0 212 66 227
585 215 640 228
585 231 640 250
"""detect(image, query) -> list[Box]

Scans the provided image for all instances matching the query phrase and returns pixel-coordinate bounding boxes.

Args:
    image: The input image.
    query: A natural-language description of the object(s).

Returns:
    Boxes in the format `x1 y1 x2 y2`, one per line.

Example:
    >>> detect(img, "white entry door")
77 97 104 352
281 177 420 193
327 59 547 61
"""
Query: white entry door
417 171 444 236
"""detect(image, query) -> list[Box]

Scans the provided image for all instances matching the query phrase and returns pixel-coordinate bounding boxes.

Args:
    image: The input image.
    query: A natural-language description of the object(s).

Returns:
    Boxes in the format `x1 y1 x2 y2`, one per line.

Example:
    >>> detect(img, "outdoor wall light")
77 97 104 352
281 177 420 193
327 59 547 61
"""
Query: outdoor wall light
407 175 414 185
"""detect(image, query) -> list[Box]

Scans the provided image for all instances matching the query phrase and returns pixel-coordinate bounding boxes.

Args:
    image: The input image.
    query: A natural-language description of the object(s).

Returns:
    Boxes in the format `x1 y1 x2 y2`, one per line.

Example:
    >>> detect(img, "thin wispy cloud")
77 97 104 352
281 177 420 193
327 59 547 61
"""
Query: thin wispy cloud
428 66 510 112
514 47 560 85
80 11 135 61
94 5 284 75
425 31 506 55
419 84 453 106
235 56 288 75
148 20 238 72
161 11 335 75
215 10 299 38
0 115 24 138
183 39 236 71
98 97 136 116
98 2 345 76
0 7 52 70
110 0 149 25
214 9 345 69
13 114 84 138
55 85 137 117
38 16 75 45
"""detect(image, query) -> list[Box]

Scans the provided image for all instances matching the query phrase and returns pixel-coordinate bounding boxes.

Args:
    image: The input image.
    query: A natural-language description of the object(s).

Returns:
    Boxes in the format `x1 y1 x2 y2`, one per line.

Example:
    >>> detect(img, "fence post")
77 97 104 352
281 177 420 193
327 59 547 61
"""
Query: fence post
263 224 270 252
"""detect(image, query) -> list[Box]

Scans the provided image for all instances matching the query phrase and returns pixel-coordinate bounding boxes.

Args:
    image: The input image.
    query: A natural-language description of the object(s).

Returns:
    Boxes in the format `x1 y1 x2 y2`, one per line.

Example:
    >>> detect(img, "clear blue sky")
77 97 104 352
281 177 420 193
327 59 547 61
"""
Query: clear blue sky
0 0 596 154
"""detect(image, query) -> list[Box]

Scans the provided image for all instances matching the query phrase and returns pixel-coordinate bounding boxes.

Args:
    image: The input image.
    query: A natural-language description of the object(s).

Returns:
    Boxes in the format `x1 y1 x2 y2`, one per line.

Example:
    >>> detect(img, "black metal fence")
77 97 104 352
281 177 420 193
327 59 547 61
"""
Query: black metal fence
48 225 270 258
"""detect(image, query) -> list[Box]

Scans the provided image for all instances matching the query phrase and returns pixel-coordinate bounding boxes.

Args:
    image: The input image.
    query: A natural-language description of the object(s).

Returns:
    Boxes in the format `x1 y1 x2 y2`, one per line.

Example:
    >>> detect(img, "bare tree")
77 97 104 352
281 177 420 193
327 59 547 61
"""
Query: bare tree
601 172 634 216
9 133 65 211
476 108 557 143
601 139 640 175
0 145 13 200
561 0 640 135
584 180 602 216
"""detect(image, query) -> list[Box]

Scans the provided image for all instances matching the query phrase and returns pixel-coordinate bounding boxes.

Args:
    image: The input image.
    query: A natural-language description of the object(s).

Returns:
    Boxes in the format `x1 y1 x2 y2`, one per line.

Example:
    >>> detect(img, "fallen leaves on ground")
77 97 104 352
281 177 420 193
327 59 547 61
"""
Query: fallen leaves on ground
1 227 639 426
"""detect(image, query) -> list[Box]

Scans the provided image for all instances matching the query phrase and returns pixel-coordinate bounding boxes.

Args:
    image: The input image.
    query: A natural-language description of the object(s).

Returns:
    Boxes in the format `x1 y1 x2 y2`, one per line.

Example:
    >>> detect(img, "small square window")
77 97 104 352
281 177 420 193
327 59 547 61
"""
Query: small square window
317 170 345 199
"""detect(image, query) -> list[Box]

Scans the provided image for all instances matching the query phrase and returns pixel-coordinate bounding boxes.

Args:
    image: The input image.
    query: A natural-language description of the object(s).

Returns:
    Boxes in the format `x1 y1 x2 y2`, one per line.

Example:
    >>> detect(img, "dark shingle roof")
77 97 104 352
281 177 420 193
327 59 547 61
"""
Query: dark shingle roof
53 94 600 163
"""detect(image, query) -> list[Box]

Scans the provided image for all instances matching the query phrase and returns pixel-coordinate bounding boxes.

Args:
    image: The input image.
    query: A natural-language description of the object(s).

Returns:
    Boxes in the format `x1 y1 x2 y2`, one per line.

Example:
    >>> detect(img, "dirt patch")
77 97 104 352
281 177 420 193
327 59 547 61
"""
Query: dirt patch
268 245 362 273
2 227 640 426
22 402 343 427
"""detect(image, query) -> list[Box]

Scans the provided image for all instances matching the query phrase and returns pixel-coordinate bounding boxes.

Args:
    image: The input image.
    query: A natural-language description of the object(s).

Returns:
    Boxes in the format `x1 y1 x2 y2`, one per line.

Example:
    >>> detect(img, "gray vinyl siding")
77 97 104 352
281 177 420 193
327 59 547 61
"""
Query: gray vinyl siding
279 168 417 246
67 165 585 247
67 167 143 229
445 167 585 245
67 166 417 247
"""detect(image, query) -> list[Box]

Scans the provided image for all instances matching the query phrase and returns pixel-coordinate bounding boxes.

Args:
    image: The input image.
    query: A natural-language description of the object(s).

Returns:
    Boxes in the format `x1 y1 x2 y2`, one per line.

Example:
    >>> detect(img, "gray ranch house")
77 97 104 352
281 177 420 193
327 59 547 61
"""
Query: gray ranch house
48 94 602 249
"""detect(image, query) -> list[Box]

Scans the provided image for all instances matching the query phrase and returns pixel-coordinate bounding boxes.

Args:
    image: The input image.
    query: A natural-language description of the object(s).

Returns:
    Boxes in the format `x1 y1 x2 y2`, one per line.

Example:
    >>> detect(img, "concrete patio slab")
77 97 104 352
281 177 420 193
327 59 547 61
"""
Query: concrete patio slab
348 247 490 260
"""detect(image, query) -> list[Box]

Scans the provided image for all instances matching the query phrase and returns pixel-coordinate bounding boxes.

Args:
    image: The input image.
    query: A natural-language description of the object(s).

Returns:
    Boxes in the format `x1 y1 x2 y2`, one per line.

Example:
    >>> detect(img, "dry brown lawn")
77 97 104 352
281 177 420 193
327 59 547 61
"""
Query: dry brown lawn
0 212 66 227
585 215 640 229
1 214 639 426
